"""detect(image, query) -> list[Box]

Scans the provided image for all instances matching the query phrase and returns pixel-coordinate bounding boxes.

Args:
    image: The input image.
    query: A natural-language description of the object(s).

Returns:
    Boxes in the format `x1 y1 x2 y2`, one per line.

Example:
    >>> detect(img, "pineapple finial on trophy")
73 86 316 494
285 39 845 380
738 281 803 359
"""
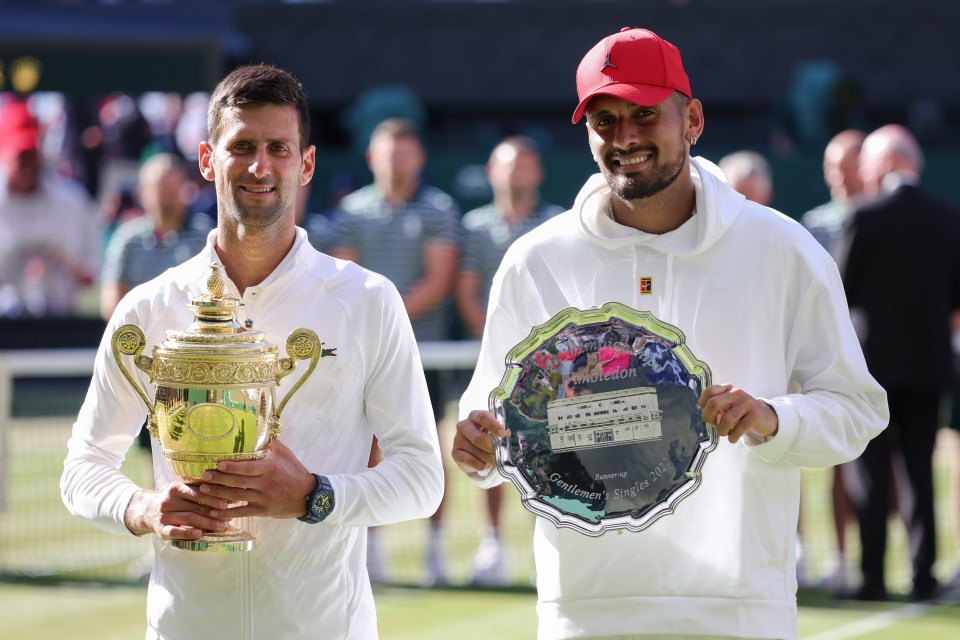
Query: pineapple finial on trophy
207 263 226 298
189 264 242 331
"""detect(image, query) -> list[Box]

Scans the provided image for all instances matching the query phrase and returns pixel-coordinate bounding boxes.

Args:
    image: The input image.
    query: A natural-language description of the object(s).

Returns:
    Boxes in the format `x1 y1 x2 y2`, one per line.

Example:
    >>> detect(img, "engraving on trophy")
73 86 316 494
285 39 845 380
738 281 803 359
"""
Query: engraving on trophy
547 387 663 452
111 264 335 552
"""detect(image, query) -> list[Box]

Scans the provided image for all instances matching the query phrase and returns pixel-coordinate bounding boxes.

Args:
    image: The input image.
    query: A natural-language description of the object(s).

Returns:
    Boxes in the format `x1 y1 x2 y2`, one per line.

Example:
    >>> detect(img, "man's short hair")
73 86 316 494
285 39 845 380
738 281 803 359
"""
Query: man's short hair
138 152 185 186
369 117 421 146
489 135 540 164
207 64 311 149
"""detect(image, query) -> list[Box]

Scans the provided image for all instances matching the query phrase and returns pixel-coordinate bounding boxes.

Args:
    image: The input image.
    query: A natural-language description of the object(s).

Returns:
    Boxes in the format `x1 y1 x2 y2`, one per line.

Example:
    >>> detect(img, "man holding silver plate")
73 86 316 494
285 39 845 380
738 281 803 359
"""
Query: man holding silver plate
62 65 444 639
453 28 888 640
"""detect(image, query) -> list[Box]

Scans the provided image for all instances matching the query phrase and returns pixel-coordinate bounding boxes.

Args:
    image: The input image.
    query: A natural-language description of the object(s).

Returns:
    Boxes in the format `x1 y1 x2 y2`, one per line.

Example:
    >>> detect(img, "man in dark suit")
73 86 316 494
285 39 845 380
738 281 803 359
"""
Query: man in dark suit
835 124 960 601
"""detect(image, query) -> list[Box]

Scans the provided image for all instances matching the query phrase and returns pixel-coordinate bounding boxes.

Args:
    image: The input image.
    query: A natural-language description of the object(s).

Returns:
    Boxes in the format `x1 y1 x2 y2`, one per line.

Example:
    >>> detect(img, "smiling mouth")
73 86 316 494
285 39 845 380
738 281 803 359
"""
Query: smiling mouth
613 153 653 169
241 186 275 194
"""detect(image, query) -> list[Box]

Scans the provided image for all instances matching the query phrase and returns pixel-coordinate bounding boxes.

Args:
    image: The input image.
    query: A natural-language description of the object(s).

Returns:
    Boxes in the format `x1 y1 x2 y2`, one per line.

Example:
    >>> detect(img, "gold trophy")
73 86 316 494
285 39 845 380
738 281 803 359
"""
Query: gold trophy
111 264 329 552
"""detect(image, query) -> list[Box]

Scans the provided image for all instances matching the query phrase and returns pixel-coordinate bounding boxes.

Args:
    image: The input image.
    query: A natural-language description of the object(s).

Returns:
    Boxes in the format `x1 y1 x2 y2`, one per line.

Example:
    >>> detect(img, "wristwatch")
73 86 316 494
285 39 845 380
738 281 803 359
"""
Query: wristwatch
298 473 335 524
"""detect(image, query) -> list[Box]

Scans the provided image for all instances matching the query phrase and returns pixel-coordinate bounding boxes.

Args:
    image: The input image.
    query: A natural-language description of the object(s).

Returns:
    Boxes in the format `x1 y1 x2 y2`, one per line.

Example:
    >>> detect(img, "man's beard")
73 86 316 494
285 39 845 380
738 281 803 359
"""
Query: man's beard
604 144 687 201
221 185 289 228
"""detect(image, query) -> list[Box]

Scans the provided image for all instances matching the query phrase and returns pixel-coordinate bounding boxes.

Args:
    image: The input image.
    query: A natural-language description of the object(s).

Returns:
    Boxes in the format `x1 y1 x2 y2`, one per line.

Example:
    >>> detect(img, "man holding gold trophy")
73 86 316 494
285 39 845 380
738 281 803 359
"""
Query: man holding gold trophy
453 28 888 640
62 65 444 639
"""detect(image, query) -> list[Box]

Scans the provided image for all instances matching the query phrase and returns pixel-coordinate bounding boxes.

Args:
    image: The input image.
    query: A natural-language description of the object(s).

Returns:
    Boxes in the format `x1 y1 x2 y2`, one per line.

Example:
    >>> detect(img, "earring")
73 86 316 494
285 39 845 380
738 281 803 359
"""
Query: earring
690 136 698 146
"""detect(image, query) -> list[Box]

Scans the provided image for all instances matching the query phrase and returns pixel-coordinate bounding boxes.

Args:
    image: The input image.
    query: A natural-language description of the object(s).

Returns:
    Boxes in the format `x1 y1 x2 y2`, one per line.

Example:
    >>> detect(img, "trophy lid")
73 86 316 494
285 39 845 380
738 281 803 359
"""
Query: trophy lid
164 264 266 346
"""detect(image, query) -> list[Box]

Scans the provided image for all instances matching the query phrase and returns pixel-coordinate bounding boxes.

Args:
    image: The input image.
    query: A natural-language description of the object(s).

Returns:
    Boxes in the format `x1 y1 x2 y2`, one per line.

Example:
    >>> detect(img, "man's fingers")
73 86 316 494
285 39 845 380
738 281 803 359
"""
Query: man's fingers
451 435 494 473
698 383 735 425
715 401 750 434
201 468 255 489
215 459 262 476
167 483 229 510
697 384 779 443
452 409 512 475
158 509 230 535
453 411 506 473
698 383 732 409
463 422 496 453
160 485 231 527
198 483 248 503
160 525 204 541
467 410 511 438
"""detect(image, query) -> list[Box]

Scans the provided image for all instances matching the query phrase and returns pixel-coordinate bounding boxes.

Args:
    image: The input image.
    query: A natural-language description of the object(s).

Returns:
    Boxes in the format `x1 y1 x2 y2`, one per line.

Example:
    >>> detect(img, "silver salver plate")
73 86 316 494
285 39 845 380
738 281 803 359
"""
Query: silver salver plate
490 302 716 536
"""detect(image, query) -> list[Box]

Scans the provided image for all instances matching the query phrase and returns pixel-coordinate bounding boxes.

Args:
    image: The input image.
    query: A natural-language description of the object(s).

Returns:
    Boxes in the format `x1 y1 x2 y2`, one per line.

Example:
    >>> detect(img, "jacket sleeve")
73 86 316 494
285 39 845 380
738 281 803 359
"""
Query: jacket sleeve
457 256 543 489
320 282 445 525
60 313 154 536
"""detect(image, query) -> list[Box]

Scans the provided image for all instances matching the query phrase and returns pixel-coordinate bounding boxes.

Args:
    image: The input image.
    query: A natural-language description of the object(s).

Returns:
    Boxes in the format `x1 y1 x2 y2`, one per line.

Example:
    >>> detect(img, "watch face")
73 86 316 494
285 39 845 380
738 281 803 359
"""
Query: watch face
313 492 332 515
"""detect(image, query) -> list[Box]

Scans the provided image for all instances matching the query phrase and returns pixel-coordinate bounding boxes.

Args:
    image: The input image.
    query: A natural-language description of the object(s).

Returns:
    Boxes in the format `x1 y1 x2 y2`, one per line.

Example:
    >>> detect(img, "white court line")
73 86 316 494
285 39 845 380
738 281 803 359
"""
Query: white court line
801 603 930 640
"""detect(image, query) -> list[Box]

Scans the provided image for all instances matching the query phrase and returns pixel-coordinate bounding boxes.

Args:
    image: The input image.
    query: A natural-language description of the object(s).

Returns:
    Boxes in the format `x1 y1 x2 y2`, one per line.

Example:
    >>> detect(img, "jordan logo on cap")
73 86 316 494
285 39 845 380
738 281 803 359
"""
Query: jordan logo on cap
601 53 618 71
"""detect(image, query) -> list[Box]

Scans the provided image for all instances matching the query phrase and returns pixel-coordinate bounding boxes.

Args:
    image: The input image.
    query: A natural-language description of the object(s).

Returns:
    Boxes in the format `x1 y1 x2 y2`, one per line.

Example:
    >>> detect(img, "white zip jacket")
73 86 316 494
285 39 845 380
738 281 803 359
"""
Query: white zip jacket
459 157 887 639
62 228 444 640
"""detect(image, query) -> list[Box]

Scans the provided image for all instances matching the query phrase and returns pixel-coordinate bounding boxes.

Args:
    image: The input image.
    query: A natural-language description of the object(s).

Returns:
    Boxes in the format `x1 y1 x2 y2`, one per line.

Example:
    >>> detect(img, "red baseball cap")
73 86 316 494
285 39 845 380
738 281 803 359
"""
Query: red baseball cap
0 129 39 154
0 101 40 154
572 27 692 124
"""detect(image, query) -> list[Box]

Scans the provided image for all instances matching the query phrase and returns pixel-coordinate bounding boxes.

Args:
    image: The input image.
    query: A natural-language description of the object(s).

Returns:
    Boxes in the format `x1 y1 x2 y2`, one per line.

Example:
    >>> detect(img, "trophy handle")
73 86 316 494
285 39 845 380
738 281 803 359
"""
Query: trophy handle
272 328 322 439
111 324 158 437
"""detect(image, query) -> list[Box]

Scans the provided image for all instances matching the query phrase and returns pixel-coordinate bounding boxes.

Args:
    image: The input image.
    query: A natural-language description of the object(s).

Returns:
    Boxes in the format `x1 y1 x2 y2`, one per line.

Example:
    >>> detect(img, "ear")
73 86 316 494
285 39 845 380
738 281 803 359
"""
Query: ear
300 145 317 186
198 141 216 182
685 99 705 145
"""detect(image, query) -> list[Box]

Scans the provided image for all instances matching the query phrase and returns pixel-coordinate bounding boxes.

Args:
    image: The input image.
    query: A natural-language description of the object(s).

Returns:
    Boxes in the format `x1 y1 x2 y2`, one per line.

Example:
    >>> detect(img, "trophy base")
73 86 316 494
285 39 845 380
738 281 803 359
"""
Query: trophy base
172 529 254 552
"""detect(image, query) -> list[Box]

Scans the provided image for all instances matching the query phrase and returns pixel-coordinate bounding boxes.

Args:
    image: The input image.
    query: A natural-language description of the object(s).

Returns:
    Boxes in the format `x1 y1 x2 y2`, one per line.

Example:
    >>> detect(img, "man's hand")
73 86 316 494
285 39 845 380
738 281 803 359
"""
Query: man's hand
698 383 779 444
198 438 317 520
452 410 511 476
124 483 232 541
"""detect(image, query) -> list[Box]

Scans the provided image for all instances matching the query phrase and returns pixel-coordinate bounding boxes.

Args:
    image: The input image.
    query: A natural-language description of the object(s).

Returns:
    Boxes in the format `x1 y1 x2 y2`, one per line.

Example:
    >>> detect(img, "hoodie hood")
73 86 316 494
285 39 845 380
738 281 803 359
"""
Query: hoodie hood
575 156 746 256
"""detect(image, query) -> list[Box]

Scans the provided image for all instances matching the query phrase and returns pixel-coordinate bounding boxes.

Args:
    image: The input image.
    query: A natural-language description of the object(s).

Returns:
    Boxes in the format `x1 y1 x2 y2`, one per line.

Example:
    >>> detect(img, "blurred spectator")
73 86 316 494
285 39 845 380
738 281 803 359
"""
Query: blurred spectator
456 135 561 586
802 130 866 251
100 185 144 251
0 98 101 318
176 92 218 222
175 92 211 164
96 92 153 217
57 95 104 199
800 129 867 593
99 152 211 321
835 124 960 602
717 150 773 206
100 92 153 163
138 91 185 157
330 117 460 586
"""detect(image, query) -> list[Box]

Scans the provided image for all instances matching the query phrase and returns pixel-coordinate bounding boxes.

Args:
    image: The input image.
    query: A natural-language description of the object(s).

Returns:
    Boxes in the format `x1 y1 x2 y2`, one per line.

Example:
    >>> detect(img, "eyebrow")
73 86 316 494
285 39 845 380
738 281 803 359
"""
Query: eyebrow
589 101 663 119
227 133 297 147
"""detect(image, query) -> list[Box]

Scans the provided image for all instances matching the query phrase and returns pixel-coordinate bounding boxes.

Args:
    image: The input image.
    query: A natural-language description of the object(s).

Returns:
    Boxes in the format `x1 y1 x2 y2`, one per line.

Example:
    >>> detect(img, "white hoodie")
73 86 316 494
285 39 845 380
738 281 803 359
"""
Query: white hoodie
459 157 887 639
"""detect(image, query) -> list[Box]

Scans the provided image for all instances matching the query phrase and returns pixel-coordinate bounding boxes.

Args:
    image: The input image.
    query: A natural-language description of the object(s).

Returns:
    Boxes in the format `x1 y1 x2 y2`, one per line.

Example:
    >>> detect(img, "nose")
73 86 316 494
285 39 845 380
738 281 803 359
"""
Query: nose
248 147 271 179
613 116 643 151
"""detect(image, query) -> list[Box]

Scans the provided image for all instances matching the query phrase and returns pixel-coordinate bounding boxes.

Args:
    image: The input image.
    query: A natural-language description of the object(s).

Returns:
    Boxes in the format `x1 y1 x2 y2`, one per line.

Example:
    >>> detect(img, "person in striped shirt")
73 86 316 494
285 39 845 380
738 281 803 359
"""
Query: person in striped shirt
330 117 460 585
